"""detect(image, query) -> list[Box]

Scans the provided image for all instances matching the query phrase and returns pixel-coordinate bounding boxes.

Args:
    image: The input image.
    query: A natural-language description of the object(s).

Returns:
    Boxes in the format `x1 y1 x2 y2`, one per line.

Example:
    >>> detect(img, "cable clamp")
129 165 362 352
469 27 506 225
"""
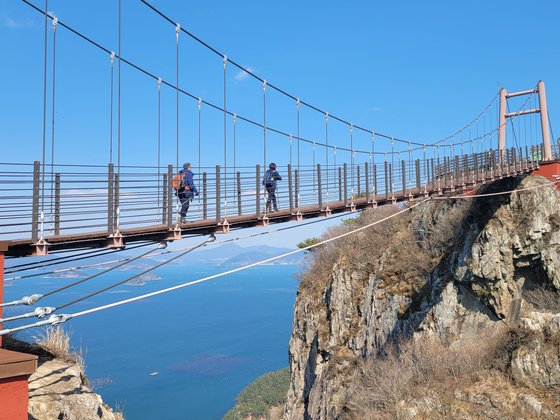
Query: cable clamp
110 51 115 65
325 112 329 122
296 98 300 109
175 23 181 35
350 123 353 132
22 294 43 306
233 113 237 123
371 130 375 140
208 234 216 242
48 313 68 326
157 77 162 90
198 97 202 110
223 55 227 68
35 306 55 318
263 80 267 91
289 134 293 144
52 17 58 31
157 241 168 249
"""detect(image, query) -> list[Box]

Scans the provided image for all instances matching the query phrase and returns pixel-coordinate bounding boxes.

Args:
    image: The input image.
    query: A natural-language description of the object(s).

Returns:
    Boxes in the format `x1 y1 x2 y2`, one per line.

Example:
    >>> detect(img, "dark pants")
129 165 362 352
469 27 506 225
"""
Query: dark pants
265 186 277 211
177 191 193 217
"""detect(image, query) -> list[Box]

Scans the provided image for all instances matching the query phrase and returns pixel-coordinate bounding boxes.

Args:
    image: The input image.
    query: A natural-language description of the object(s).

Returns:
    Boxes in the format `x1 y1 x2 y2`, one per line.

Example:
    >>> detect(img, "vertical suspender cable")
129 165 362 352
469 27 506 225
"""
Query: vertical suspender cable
350 124 354 197
233 114 237 175
117 0 121 175
296 98 300 208
157 77 161 214
49 16 58 233
263 80 267 213
325 112 329 202
223 55 227 216
40 0 48 240
197 98 202 216
371 131 375 195
109 52 115 163
175 23 180 171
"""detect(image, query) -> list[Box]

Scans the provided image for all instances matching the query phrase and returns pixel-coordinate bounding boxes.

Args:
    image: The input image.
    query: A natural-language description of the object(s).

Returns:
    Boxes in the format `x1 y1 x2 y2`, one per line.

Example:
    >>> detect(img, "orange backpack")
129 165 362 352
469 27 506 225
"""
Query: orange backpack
172 173 190 191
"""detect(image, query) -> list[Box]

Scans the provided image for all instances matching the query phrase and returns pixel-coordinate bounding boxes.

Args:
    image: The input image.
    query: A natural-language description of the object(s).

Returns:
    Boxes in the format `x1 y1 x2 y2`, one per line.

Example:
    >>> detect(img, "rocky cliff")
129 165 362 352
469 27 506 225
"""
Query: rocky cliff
284 175 560 419
4 336 122 420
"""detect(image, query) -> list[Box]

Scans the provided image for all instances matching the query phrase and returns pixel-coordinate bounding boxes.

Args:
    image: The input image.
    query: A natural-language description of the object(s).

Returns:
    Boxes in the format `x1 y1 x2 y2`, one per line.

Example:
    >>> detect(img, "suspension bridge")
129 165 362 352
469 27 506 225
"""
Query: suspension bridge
0 1 559 416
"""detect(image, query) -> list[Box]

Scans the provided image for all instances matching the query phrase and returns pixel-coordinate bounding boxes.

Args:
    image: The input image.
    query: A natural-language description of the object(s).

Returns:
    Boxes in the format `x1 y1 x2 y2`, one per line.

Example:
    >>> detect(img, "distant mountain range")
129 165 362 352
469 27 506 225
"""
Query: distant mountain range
192 243 305 267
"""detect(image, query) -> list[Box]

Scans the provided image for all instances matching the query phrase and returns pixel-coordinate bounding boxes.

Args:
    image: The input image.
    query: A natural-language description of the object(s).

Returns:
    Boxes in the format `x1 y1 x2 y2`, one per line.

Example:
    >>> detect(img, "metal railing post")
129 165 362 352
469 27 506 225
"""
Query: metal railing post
415 159 421 193
54 173 60 236
167 165 173 228
365 162 370 203
107 163 114 233
216 165 221 222
162 173 168 225
384 160 389 200
114 173 120 230
31 160 41 242
338 167 342 201
454 155 460 187
256 164 261 217
202 172 208 220
317 164 323 210
401 160 406 197
373 163 378 200
343 163 348 207
288 164 293 212
295 168 300 209
357 165 361 196
237 171 242 216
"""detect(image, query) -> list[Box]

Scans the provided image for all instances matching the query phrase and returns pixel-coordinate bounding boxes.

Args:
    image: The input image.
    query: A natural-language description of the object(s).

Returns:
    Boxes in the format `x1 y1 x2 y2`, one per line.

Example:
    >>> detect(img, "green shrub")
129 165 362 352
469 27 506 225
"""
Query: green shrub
224 368 290 420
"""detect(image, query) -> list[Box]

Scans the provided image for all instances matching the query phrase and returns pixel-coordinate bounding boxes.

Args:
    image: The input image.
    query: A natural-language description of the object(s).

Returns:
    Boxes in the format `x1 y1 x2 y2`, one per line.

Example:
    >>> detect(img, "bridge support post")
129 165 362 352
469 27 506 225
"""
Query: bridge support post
31 161 40 244
498 88 507 161
317 164 323 211
343 163 348 207
338 167 342 201
203 172 208 220
237 171 242 216
401 160 407 198
364 162 370 204
295 168 300 209
256 165 261 218
162 173 168 225
538 81 552 161
107 163 114 233
372 163 378 206
167 165 173 228
357 165 361 196
288 164 293 213
216 165 221 223
54 173 60 236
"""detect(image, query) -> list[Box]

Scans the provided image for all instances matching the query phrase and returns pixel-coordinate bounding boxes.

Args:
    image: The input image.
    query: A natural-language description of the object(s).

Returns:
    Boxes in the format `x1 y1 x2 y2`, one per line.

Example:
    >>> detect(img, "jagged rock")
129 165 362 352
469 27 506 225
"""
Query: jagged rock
517 393 542 417
28 359 123 420
511 337 560 388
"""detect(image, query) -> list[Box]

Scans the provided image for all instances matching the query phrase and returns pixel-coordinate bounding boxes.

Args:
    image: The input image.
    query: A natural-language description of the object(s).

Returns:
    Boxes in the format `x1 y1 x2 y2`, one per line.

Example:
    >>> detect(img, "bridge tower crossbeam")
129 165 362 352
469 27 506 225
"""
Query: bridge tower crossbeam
498 81 552 161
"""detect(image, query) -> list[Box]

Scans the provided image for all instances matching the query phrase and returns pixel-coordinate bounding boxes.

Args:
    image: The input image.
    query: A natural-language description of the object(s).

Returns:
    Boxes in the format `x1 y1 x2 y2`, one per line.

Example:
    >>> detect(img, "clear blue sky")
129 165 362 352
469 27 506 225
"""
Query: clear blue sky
1 0 559 170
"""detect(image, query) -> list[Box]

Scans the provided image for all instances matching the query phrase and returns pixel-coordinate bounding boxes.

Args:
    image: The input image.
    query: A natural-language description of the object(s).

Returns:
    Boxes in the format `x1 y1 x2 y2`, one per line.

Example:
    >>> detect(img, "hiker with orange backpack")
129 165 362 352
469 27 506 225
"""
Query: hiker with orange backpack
173 163 198 223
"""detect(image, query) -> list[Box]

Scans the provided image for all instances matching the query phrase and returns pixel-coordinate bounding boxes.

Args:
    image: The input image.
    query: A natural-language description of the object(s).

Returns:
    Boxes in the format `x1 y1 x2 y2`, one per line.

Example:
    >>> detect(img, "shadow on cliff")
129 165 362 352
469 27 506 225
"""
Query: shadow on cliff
384 174 528 347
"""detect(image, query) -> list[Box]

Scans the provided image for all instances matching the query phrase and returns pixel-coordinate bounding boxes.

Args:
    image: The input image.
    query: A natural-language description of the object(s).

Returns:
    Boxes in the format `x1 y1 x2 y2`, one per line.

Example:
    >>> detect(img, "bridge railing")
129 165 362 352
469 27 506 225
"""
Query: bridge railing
0 146 545 242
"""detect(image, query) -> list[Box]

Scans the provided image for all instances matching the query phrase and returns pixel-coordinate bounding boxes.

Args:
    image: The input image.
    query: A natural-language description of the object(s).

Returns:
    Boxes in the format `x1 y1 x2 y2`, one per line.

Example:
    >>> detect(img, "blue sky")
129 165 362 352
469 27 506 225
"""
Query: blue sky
2 0 559 170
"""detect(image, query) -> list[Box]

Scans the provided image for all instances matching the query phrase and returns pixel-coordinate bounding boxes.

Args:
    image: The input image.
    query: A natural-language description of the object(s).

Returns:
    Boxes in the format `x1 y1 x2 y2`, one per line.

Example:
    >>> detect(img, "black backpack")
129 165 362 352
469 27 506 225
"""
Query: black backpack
264 171 274 187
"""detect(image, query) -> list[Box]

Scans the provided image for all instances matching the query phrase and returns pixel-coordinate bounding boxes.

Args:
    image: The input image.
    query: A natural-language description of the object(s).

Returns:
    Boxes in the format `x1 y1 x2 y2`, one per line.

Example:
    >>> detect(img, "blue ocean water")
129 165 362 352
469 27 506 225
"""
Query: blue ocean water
3 262 299 419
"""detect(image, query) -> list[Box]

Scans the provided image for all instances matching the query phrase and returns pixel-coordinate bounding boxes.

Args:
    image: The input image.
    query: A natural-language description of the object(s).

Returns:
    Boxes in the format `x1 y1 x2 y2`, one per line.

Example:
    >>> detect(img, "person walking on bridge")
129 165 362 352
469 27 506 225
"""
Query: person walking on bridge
175 163 198 223
263 162 282 213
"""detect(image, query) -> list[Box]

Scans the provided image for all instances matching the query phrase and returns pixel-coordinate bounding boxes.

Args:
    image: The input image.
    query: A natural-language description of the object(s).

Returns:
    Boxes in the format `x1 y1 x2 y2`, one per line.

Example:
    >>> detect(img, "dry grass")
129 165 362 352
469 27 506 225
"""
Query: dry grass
346 330 506 418
34 326 85 370
523 286 560 313
346 325 560 419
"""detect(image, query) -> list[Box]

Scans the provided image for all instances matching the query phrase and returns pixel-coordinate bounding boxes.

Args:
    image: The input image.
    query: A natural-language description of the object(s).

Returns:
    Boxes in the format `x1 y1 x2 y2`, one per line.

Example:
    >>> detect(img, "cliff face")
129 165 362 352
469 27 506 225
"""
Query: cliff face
284 175 560 419
28 358 123 420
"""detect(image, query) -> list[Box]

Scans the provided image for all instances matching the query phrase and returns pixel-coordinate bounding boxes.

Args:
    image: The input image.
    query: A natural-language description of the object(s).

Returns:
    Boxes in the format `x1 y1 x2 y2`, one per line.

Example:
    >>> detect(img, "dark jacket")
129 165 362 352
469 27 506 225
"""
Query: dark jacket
178 169 198 195
263 169 282 188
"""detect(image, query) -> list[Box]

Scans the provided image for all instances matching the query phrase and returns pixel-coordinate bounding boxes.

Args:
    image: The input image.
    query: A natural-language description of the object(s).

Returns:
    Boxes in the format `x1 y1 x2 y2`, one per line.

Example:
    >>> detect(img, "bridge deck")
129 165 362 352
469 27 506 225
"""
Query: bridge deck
6 158 546 257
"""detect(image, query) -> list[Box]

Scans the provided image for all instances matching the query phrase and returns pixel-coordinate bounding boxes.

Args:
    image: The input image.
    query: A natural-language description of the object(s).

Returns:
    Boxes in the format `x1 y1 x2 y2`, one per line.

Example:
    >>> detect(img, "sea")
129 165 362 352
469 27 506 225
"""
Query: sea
3 259 300 419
